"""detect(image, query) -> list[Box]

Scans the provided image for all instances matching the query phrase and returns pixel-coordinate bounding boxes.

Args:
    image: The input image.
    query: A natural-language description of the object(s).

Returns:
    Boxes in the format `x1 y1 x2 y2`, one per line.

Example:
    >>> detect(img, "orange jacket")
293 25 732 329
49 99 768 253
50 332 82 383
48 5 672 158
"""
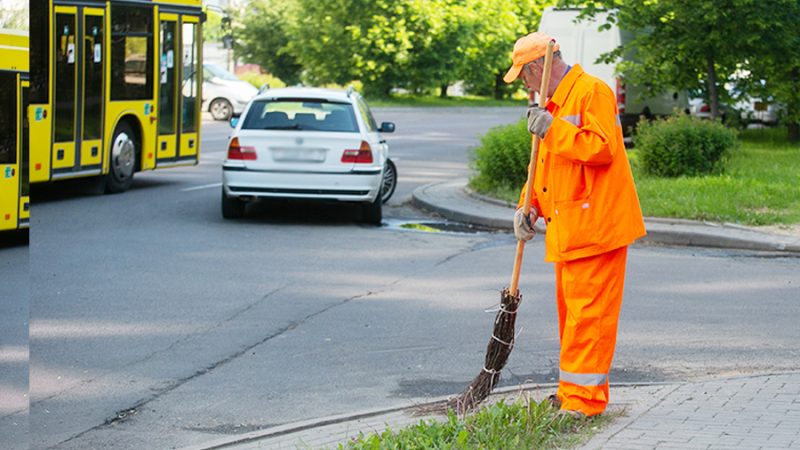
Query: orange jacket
519 64 646 262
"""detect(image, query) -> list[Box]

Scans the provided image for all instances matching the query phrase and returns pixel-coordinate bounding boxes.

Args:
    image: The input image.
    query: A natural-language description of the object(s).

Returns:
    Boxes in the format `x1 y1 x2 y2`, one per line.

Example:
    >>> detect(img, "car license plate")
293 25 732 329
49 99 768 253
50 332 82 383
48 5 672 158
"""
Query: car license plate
271 147 326 163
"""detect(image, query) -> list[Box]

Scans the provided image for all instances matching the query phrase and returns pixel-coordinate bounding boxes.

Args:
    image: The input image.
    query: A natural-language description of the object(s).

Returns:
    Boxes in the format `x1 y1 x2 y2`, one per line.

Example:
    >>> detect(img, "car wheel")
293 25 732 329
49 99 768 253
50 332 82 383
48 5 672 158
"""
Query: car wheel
361 194 382 225
380 158 397 204
210 98 233 121
221 187 246 219
105 122 137 193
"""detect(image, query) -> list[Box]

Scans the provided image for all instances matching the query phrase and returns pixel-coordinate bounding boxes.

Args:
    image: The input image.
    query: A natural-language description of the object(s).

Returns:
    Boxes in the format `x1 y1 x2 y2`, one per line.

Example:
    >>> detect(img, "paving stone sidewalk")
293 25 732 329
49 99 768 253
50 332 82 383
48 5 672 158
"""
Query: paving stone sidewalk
581 373 800 450
185 373 800 449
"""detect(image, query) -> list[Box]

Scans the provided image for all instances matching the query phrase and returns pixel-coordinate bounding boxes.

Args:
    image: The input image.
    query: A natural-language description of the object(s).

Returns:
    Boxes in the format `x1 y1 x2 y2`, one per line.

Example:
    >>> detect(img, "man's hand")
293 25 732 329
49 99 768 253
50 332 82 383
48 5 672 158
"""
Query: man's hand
527 107 553 139
513 207 538 241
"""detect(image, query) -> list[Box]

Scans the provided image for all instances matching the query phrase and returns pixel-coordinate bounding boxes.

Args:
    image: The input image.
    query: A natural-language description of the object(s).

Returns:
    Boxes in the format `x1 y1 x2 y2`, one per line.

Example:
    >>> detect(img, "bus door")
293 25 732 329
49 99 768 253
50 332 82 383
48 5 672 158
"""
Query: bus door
0 71 20 231
52 6 78 173
157 14 179 161
19 79 30 228
80 8 105 171
52 6 104 178
179 16 200 161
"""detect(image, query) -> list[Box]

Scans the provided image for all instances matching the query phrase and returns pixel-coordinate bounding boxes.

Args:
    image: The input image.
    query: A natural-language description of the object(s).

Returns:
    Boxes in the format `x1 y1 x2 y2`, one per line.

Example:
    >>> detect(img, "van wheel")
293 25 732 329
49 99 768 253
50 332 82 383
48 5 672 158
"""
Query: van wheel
361 194 382 225
210 99 233 121
105 122 137 193
221 188 246 219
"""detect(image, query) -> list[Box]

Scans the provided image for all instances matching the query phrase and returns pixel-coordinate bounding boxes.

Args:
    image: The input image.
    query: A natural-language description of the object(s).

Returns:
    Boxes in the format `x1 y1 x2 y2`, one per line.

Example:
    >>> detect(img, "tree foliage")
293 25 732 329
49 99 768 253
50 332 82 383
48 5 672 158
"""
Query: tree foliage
237 0 302 85
562 0 800 141
236 0 555 98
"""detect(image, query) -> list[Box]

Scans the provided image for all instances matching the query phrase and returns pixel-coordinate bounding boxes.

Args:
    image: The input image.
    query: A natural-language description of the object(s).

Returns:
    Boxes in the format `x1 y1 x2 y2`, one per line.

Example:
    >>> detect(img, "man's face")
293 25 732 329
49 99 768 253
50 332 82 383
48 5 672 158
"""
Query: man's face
520 61 544 93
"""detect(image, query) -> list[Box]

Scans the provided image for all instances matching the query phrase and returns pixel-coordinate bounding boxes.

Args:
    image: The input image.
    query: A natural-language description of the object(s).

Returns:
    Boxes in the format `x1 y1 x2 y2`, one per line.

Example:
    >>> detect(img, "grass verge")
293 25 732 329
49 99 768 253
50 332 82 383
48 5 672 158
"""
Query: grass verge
472 127 800 226
631 127 800 225
337 397 618 450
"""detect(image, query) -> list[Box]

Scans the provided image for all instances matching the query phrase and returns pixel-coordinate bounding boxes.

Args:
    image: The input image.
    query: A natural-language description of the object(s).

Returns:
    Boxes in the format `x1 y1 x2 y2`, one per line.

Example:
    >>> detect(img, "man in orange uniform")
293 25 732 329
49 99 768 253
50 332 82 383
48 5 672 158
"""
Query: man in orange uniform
504 32 646 418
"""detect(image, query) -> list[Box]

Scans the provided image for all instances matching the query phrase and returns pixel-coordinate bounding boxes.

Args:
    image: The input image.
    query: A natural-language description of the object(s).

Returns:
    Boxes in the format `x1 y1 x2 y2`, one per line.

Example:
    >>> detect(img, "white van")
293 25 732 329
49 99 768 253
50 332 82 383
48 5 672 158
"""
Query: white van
538 7 689 134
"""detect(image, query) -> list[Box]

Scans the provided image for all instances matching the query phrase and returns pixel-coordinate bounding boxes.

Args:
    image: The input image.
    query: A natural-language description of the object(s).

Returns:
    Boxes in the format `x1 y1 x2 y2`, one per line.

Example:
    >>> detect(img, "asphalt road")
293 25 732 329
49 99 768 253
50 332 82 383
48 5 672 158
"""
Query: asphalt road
0 233 30 450
7 108 800 449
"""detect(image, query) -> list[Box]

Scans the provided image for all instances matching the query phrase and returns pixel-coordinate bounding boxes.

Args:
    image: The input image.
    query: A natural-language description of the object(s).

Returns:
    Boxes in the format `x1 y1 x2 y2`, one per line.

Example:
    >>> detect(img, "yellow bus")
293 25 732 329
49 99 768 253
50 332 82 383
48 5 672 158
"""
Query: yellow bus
29 0 203 193
0 30 30 231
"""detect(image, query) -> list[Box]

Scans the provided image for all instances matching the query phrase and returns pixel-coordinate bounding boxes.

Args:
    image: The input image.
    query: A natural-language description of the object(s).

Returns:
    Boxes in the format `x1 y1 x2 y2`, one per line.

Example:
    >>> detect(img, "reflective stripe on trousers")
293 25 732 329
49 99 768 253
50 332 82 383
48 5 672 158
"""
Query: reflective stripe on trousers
555 245 628 416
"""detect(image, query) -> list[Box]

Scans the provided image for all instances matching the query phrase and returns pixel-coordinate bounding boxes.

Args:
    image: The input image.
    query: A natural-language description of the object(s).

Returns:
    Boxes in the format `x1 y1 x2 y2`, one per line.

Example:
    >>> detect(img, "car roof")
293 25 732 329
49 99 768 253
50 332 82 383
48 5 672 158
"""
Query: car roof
251 87 355 103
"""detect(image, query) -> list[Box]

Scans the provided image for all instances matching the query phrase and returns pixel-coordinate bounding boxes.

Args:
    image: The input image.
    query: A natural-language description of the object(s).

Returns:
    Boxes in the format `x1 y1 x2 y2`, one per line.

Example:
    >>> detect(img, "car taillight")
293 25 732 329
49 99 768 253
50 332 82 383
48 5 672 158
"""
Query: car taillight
616 77 626 114
700 104 711 113
341 141 373 164
227 137 257 160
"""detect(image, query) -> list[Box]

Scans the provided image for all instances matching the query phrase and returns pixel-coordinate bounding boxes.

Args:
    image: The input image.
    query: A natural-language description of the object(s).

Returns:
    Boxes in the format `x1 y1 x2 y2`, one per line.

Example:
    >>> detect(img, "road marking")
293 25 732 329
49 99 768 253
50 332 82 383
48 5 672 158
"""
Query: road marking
181 182 222 192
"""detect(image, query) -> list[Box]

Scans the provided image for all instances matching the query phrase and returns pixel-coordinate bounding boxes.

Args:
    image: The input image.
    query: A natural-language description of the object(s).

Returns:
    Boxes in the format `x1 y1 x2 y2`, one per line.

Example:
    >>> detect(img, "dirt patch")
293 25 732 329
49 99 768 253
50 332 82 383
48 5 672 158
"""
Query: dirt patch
755 224 800 237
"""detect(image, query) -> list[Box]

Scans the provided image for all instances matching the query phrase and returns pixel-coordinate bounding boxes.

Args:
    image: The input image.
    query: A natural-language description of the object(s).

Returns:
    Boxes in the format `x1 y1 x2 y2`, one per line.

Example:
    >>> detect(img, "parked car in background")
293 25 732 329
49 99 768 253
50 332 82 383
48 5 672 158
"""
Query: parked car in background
202 63 258 121
689 95 782 126
222 86 396 224
539 7 689 135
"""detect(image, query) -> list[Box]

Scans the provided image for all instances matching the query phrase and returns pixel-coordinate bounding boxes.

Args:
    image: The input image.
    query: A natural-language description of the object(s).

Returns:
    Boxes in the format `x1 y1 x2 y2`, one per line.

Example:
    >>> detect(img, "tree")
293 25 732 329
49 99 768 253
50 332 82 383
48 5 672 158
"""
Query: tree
402 0 474 97
237 0 303 85
286 0 416 97
461 0 553 99
740 0 800 142
565 0 763 121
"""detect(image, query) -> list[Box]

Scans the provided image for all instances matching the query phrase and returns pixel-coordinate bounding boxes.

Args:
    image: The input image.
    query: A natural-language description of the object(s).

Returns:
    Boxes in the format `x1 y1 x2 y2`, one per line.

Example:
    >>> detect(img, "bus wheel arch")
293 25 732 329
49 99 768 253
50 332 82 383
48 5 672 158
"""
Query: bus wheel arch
105 116 141 193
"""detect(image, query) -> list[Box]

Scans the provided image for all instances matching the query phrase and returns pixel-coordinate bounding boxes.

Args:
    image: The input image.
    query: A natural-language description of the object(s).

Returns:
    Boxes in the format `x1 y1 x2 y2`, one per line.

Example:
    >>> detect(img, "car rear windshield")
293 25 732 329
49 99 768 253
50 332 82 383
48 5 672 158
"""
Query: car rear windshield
242 99 359 132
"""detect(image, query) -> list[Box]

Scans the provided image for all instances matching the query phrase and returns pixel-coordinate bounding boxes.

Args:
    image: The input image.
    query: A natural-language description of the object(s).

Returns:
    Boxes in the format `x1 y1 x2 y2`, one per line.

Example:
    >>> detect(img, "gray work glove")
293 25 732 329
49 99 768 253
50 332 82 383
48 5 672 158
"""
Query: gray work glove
513 207 538 241
527 107 553 139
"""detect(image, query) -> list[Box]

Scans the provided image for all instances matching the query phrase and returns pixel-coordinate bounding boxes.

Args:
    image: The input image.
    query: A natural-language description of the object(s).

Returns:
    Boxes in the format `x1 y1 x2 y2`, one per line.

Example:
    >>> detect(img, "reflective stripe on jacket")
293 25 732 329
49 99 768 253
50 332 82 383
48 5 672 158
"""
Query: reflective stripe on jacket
518 64 646 262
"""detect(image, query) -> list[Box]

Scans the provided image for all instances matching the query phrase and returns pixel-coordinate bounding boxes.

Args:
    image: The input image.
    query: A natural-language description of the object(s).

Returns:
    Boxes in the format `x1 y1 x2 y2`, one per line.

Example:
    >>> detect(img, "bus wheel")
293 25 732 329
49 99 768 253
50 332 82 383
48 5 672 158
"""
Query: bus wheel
106 122 137 193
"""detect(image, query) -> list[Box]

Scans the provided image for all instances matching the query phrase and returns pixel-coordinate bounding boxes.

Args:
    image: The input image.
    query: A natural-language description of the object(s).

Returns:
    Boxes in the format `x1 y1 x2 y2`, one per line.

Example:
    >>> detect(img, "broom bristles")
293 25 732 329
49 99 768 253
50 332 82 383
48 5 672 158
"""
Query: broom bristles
446 287 521 414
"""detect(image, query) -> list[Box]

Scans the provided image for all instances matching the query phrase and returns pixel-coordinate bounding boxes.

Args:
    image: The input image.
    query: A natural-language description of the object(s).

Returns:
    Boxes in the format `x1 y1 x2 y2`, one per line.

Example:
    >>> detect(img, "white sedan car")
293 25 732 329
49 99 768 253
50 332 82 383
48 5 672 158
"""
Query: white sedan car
222 87 396 224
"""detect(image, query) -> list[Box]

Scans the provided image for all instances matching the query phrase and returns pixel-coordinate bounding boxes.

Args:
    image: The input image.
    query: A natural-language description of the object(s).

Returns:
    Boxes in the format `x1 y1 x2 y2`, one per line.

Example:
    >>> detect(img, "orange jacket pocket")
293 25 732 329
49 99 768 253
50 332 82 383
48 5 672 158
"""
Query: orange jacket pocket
554 196 599 254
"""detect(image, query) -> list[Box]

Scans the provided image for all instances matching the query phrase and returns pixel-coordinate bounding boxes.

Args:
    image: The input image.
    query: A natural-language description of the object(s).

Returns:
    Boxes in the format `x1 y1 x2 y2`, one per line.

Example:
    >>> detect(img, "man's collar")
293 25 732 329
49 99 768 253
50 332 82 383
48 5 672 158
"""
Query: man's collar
548 64 584 108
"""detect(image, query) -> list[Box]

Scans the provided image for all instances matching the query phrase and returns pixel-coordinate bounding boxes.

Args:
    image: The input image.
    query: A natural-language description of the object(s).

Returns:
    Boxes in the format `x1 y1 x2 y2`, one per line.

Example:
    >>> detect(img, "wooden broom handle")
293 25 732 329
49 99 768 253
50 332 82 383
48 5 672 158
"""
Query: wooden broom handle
509 40 556 296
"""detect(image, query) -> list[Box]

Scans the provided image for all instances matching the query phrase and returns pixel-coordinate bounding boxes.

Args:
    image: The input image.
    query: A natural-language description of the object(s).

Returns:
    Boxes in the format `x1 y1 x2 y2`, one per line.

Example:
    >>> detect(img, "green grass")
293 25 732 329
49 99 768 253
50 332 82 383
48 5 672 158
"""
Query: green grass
473 127 800 226
337 398 617 450
366 94 528 108
631 127 800 225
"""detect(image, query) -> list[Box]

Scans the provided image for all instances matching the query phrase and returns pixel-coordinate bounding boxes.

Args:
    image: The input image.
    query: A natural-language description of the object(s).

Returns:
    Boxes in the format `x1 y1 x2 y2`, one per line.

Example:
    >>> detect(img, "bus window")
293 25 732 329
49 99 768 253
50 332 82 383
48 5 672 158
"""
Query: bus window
54 12 76 143
30 1 49 104
84 15 104 140
181 21 198 133
0 73 14 164
159 20 177 134
110 5 153 101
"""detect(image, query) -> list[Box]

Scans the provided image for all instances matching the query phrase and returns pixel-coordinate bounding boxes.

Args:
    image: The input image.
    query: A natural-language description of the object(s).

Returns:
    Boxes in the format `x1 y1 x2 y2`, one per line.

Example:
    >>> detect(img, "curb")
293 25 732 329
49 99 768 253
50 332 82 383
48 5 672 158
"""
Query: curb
412 179 800 254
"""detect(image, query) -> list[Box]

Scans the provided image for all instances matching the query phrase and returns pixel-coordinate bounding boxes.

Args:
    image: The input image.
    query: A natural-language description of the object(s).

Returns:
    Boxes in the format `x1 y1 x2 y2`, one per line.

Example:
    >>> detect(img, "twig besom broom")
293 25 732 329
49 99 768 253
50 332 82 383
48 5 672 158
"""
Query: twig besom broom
448 40 556 415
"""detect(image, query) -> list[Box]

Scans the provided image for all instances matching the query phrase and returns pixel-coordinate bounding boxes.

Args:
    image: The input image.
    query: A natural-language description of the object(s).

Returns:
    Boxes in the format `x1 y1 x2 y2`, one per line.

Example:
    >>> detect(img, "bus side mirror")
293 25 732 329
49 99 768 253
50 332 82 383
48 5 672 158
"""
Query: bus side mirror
229 117 239 128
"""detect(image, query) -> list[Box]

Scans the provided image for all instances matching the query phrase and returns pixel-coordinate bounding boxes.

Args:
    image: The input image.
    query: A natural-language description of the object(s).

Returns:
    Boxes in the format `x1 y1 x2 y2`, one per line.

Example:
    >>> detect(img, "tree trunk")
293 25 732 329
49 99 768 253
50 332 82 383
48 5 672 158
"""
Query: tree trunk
706 55 720 120
494 73 504 100
439 84 448 98
789 122 799 143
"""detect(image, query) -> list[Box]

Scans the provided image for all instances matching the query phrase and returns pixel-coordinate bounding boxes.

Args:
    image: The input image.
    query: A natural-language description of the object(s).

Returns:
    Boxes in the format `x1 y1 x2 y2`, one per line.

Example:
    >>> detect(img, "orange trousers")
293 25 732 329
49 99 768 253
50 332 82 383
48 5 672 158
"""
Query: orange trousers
554 246 628 416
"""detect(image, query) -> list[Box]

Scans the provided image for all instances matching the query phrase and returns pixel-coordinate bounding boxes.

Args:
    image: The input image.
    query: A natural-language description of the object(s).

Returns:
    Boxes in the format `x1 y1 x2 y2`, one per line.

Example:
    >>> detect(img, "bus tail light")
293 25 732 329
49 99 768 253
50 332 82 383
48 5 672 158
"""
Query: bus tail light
341 141 373 164
227 138 257 160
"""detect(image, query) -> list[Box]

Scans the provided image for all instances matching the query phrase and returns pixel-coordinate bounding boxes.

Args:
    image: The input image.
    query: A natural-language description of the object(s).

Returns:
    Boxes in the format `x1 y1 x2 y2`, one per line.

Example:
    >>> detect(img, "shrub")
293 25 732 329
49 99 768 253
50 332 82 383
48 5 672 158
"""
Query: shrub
635 114 737 177
470 118 531 195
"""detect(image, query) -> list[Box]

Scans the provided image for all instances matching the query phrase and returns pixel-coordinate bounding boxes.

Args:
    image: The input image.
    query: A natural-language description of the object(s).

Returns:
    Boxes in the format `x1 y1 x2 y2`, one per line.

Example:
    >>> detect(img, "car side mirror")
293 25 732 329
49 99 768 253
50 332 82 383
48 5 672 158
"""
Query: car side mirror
229 117 239 128
379 122 395 133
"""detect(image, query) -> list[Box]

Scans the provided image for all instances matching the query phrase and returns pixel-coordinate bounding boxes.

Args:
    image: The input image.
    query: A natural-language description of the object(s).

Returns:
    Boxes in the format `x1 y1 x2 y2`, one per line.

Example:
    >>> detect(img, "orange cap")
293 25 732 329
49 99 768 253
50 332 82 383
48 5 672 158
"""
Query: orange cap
503 32 559 83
